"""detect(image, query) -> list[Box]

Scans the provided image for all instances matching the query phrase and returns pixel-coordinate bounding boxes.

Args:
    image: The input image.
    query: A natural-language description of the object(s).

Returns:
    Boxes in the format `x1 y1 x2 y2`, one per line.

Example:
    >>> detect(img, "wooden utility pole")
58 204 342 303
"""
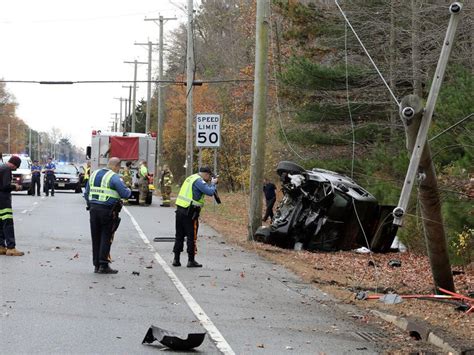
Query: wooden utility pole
124 60 147 133
399 95 455 291
394 3 462 292
145 15 177 178
135 41 159 133
185 0 195 177
248 0 270 240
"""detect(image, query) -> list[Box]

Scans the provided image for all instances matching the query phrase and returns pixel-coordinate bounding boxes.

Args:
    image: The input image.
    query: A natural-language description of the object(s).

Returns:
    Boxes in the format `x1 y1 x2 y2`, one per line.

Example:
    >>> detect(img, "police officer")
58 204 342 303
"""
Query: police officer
30 159 42 196
0 156 24 256
84 157 131 274
160 164 173 207
172 166 218 268
43 157 56 196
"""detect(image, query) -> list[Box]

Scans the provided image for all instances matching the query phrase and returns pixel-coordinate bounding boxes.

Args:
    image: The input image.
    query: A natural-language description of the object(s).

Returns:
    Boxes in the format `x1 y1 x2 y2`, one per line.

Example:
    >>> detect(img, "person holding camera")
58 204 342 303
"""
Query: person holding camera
172 166 218 268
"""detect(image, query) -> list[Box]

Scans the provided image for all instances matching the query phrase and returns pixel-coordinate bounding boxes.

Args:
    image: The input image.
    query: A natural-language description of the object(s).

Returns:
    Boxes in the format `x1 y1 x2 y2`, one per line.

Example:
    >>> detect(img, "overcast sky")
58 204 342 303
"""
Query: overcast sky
0 0 186 149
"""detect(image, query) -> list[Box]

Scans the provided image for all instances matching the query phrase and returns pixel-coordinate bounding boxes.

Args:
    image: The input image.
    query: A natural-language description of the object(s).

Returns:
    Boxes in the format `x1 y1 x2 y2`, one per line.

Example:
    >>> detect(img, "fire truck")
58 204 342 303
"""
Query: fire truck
86 130 156 204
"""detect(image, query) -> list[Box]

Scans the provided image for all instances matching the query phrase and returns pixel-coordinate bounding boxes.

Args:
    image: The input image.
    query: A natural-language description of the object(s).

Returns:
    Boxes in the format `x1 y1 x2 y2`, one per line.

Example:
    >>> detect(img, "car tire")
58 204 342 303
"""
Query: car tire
276 161 306 176
27 189 33 195
75 185 82 193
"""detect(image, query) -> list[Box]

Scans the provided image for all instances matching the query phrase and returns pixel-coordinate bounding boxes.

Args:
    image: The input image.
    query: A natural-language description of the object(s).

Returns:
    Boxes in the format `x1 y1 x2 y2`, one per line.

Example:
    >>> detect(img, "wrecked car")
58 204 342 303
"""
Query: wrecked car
255 161 397 252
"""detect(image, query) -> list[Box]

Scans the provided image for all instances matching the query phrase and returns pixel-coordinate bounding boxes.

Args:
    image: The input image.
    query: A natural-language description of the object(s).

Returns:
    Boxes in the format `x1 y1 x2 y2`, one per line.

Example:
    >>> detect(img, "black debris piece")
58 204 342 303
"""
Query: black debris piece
142 325 206 351
388 260 402 267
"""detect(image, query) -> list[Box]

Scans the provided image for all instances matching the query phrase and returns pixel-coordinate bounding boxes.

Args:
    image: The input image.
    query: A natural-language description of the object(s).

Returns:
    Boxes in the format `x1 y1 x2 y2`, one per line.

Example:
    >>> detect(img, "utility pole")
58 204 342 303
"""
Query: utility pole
37 132 40 162
124 60 147 133
122 86 135 132
29 128 32 157
114 97 125 132
393 3 462 292
248 0 270 240
145 15 177 176
185 0 195 177
7 123 11 154
135 41 159 133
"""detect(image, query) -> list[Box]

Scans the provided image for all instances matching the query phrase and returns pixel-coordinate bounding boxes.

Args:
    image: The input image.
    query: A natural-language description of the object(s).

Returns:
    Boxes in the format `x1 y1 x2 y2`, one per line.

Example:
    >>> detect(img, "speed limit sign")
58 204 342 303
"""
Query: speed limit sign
196 114 221 148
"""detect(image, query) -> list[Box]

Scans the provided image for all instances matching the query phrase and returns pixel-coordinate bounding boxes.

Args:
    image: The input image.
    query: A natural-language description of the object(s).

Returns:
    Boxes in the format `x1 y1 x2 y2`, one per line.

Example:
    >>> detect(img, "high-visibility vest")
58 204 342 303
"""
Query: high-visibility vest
140 165 148 178
0 208 13 221
84 166 91 180
175 174 205 208
88 169 120 202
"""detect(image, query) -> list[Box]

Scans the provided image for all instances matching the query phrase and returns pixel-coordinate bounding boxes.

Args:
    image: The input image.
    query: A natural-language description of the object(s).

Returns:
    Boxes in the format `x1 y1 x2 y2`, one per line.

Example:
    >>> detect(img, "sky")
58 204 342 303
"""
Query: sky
0 0 186 149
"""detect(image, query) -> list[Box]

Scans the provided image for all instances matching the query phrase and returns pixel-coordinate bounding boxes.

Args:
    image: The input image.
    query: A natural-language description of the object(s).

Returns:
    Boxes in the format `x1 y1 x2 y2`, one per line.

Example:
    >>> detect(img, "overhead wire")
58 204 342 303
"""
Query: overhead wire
334 0 401 109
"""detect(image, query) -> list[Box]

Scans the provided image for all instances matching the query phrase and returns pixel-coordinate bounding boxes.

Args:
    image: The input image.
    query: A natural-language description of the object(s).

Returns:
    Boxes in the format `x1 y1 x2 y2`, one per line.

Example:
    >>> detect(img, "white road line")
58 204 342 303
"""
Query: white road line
123 207 235 355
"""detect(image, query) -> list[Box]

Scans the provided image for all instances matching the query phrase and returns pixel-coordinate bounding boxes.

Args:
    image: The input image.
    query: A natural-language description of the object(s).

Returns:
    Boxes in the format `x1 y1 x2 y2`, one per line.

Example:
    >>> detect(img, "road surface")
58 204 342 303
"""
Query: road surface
1 191 405 354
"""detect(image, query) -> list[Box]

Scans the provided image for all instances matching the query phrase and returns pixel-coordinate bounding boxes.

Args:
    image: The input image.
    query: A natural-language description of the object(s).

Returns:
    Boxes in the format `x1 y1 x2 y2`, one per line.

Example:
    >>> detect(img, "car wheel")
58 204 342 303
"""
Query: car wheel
27 189 33 195
276 161 306 176
75 185 82 193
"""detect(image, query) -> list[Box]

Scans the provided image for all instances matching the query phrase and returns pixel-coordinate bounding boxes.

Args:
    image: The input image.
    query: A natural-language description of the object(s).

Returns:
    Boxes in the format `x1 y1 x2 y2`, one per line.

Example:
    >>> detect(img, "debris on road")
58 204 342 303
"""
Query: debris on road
132 271 140 276
142 325 206 351
388 260 402 267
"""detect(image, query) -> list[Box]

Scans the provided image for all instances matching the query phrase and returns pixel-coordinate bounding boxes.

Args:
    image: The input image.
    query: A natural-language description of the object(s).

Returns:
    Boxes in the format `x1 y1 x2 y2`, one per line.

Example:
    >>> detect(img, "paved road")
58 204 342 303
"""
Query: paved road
1 191 393 354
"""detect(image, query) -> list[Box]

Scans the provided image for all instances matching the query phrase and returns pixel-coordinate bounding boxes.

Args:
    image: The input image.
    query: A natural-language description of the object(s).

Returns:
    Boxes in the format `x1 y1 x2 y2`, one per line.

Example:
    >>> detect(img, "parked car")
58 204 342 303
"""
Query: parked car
255 161 397 253
1 154 32 193
51 164 82 193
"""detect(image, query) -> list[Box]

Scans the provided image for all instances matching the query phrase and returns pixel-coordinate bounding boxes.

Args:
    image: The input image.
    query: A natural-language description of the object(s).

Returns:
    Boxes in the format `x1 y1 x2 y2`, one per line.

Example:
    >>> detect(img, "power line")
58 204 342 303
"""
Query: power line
0 79 256 85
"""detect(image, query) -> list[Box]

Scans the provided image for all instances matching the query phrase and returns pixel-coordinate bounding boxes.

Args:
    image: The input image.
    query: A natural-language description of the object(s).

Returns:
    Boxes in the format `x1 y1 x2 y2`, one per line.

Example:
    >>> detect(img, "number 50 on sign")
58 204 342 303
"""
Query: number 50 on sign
196 114 221 148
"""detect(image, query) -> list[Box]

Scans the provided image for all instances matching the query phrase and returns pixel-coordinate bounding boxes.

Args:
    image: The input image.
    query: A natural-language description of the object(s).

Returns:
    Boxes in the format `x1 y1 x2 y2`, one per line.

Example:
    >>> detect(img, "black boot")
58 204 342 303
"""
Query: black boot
172 253 181 267
187 255 202 268
98 264 118 274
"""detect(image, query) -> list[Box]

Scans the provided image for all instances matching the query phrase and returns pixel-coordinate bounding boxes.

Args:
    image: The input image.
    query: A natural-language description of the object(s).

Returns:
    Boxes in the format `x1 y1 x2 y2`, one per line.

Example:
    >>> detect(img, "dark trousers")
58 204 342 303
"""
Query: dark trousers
45 175 55 196
89 204 114 267
173 208 199 256
263 197 276 222
0 218 16 249
31 175 41 196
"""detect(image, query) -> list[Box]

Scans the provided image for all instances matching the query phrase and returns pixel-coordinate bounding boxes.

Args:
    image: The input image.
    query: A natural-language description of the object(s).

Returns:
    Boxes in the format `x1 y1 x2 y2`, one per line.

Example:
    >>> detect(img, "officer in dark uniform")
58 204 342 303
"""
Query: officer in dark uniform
0 156 24 256
43 157 56 196
84 157 131 274
172 166 218 268
30 159 42 196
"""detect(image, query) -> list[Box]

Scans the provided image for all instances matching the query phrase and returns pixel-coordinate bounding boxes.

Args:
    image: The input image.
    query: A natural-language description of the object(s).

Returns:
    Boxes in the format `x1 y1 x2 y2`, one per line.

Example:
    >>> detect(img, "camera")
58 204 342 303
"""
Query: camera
449 2 462 14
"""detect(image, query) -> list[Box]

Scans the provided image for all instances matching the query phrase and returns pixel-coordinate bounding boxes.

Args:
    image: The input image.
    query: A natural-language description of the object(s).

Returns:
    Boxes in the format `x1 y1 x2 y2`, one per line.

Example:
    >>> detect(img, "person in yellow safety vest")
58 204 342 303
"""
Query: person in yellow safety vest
172 166 218 268
82 161 91 186
160 164 173 207
84 157 131 274
138 160 150 206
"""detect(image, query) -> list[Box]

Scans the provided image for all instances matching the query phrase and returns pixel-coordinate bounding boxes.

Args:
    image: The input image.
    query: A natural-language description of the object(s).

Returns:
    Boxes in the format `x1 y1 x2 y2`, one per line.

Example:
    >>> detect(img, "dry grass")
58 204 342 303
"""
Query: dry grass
201 191 473 345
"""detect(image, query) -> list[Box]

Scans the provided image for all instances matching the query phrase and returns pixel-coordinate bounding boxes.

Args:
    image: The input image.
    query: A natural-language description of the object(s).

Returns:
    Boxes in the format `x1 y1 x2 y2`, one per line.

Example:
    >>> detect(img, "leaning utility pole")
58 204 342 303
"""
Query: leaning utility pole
124 60 147 133
248 0 270 240
393 3 462 292
145 15 177 175
185 0 194 177
135 41 159 133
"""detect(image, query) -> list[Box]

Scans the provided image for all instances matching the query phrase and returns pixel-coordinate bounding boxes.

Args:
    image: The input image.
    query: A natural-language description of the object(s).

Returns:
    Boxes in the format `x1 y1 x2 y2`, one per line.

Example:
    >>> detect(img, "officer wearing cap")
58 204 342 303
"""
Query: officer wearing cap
0 156 24 256
30 159 42 196
43 157 56 197
172 165 218 268
84 157 131 274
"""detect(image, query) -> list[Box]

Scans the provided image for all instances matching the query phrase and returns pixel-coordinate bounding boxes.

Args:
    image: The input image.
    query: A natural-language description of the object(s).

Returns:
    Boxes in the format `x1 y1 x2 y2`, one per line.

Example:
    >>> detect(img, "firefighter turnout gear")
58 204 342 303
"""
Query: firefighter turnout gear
84 163 131 274
0 159 24 256
138 162 150 205
160 167 173 207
